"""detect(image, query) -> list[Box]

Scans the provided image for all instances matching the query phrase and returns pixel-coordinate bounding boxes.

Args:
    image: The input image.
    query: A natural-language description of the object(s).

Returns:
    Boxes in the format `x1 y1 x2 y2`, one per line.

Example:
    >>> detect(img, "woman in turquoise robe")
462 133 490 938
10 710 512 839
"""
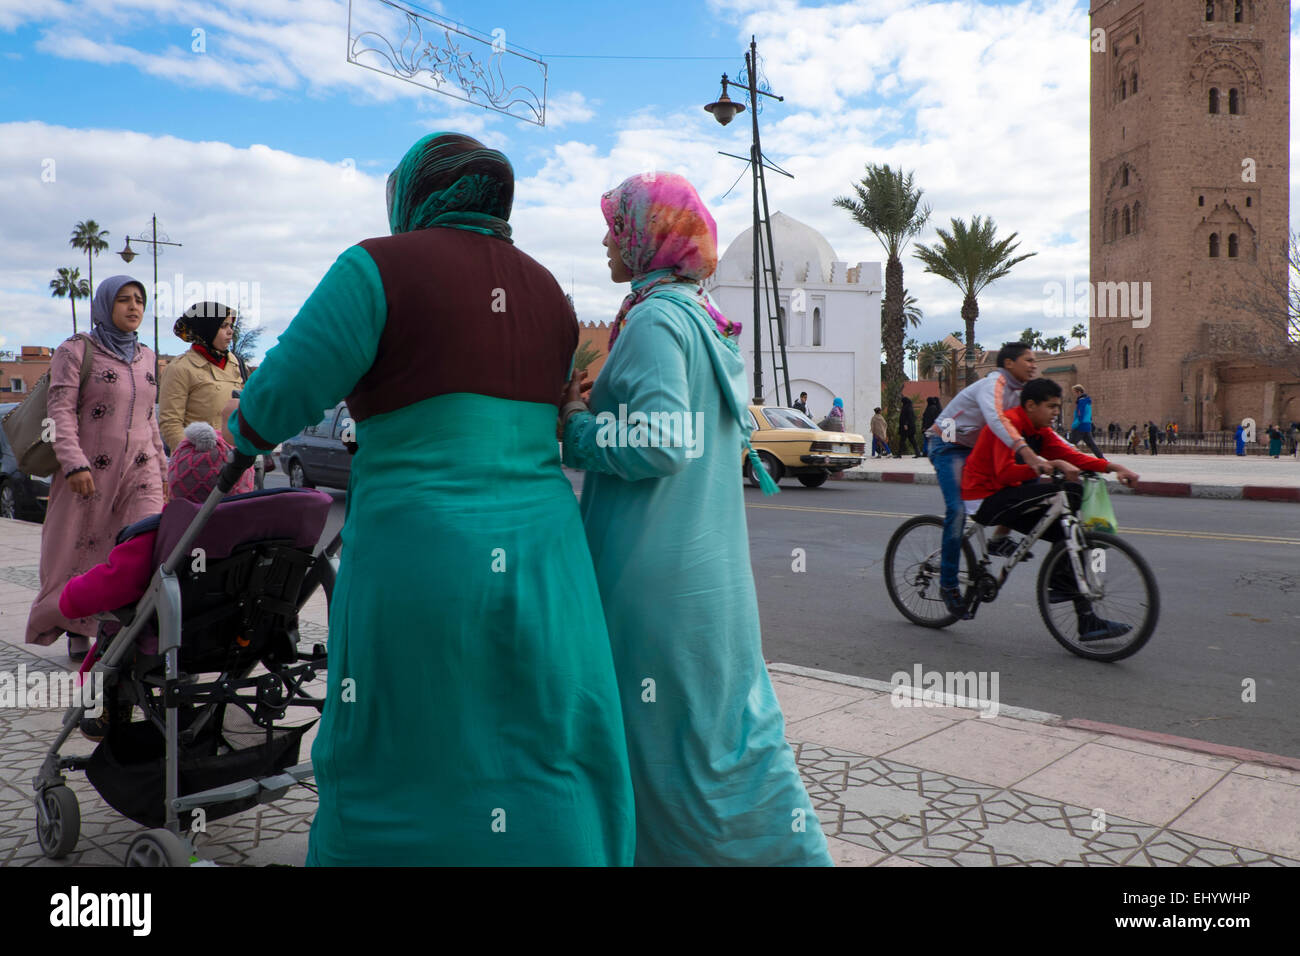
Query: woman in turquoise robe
225 133 634 865
561 172 831 866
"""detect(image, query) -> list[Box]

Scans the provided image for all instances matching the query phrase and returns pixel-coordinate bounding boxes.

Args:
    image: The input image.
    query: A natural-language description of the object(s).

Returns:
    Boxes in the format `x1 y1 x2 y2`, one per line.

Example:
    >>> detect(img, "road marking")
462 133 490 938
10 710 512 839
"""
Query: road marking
746 503 1300 546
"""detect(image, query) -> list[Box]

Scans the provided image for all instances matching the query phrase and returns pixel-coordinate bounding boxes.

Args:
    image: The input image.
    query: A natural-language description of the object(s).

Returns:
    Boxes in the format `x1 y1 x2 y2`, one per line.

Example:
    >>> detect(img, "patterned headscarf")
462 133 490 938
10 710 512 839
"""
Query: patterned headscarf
601 172 740 350
386 131 513 242
90 275 145 364
174 301 235 356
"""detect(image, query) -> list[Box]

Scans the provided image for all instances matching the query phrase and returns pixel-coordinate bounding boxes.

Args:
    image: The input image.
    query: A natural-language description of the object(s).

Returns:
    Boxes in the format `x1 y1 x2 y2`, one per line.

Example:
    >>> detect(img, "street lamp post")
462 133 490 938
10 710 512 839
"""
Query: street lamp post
705 36 793 407
117 214 181 399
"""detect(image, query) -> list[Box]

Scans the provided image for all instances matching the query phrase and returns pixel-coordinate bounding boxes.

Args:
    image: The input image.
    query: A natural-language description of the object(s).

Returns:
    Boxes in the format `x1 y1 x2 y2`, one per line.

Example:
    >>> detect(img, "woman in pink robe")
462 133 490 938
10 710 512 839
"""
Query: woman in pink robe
25 275 168 657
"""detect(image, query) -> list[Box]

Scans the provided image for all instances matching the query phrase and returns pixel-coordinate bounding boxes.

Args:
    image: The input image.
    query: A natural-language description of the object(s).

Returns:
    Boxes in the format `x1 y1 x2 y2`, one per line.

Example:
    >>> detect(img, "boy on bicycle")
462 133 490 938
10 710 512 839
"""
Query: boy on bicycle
927 342 1049 618
962 378 1141 641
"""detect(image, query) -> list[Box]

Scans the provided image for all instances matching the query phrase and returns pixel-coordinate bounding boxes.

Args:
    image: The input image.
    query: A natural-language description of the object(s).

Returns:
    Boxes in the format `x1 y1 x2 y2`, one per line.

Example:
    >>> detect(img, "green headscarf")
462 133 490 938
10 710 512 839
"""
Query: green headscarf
385 131 514 242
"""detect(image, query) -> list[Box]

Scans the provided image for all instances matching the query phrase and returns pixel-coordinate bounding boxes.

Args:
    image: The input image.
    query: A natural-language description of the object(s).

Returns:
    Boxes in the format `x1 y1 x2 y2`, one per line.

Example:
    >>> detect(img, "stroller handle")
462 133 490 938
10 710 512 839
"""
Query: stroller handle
219 447 258 493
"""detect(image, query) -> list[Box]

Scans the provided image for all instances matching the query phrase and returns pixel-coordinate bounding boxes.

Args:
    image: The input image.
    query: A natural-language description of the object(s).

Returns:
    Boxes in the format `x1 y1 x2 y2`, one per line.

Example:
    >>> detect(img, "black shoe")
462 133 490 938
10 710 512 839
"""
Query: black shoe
67 633 89 664
941 586 974 620
1077 614 1132 642
988 536 1034 559
79 701 131 743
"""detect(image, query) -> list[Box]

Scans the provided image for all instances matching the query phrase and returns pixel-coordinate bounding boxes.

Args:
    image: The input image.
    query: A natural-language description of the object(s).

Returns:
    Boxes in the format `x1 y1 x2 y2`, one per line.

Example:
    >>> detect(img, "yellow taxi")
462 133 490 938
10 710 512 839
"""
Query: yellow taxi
744 404 867 488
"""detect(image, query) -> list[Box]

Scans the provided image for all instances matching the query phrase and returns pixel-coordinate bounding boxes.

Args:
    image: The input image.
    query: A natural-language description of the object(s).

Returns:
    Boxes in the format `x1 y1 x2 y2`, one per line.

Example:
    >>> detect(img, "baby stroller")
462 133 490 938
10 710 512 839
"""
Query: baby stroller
32 450 340 866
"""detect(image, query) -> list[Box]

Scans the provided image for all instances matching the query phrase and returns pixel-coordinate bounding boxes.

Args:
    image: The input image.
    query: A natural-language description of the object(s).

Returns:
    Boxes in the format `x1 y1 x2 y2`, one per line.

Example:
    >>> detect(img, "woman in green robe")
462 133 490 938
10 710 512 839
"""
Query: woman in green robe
225 133 634 866
561 172 832 866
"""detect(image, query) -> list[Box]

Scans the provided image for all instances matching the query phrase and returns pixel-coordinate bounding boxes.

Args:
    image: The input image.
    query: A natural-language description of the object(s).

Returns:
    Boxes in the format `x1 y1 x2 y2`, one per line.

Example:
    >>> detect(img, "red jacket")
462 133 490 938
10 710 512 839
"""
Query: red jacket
962 405 1107 500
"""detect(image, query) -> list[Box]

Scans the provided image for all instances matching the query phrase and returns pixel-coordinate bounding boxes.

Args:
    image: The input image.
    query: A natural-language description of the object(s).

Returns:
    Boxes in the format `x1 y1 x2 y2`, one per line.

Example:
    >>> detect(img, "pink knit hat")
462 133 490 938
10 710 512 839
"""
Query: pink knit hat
166 422 254 502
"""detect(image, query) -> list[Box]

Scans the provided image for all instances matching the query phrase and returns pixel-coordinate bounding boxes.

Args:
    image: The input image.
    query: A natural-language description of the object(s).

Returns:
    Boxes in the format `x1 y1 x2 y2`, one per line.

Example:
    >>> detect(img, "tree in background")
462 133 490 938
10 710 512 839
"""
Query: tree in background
1042 334 1069 354
573 340 603 374
914 215 1036 387
1019 327 1046 349
1070 322 1088 346
69 220 110 301
230 324 264 365
50 267 91 335
835 164 931 440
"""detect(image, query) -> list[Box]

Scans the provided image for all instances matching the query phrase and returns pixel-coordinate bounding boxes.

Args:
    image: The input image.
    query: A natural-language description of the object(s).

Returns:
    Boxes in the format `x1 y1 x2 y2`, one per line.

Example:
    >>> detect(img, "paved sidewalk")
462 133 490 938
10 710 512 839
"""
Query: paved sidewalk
2 515 1297 866
845 452 1300 502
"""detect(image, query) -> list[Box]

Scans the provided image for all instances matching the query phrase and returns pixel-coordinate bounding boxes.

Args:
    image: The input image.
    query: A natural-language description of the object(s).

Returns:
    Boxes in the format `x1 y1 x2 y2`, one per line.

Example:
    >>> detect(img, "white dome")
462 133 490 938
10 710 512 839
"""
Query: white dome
716 211 840 284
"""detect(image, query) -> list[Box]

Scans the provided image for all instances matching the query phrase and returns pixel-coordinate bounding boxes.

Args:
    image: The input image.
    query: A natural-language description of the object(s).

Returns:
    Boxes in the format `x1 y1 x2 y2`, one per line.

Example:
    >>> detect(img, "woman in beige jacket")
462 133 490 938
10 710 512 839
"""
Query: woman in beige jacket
158 302 246 453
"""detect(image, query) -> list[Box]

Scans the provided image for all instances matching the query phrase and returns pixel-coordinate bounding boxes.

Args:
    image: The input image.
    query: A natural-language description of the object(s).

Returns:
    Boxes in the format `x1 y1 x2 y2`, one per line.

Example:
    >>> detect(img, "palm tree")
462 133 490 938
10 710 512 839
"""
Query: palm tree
1070 322 1087 346
905 337 920 379
70 220 110 299
573 340 603 374
1019 327 1046 349
834 164 931 399
917 340 954 381
1042 335 1069 354
913 215 1037 387
882 288 924 331
50 267 91 335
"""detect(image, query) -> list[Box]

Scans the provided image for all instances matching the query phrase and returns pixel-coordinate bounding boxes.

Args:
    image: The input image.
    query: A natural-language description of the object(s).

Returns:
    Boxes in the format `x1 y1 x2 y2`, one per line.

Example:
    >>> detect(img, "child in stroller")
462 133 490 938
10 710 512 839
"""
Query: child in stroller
59 422 253 739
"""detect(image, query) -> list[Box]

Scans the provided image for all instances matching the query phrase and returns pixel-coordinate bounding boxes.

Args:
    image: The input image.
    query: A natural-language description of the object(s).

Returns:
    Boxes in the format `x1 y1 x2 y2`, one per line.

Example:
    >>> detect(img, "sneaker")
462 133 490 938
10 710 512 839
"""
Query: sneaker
988 536 1034 559
79 701 132 743
1077 614 1132 642
940 586 973 620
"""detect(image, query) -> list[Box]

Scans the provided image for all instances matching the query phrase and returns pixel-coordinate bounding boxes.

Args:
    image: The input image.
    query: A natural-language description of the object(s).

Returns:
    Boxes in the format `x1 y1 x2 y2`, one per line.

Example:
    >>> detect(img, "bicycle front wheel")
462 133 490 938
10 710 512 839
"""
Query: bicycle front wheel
1036 530 1160 662
884 515 978 629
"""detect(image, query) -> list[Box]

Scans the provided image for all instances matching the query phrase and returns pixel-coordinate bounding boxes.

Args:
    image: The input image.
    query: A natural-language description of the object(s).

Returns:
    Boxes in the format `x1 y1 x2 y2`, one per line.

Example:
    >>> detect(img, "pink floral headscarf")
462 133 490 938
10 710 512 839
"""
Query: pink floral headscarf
601 172 740 350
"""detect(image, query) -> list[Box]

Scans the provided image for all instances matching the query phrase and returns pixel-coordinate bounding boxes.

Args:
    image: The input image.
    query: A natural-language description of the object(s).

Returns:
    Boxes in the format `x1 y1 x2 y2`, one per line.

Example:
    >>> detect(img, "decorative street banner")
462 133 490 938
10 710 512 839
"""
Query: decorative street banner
347 0 548 126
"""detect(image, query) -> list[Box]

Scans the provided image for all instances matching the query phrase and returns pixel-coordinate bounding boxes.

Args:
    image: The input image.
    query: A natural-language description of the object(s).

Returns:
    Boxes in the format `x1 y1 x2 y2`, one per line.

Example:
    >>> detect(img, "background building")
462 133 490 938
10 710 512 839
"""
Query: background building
706 211 882 430
1088 0 1297 433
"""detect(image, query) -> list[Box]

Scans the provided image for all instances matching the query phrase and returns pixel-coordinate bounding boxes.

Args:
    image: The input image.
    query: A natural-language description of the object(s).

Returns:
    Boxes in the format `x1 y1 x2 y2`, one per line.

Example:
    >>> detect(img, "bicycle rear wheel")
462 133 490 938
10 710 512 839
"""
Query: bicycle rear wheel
1036 531 1160 662
884 515 978 628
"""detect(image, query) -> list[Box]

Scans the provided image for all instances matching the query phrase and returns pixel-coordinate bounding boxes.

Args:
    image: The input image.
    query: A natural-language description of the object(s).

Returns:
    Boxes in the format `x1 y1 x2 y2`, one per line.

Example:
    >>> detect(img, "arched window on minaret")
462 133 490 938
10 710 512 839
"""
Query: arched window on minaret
1228 233 1239 257
1122 165 1129 187
1120 78 1127 100
1137 342 1144 367
1209 233 1221 257
1132 71 1138 94
1132 201 1141 233
1111 209 1119 241
1104 347 1112 370
1235 0 1244 23
1208 88 1220 114
1228 88 1240 114
1123 206 1131 235
1206 1 1215 22
1122 346 1129 369
812 307 822 347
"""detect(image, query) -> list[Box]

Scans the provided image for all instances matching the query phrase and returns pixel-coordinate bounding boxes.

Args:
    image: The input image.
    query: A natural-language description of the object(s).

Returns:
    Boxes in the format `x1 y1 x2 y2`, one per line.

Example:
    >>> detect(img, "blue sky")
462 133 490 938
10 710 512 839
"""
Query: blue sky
1 0 1296 361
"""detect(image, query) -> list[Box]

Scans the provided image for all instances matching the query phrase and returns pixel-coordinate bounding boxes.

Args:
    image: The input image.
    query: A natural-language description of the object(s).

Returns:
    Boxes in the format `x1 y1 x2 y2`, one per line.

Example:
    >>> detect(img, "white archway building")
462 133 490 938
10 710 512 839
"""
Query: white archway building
705 211 882 432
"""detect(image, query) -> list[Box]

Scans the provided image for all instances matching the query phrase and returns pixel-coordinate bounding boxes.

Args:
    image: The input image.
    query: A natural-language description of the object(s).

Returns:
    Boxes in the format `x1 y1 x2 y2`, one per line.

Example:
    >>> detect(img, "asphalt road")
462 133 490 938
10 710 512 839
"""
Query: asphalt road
270 469 1300 758
739 479 1300 759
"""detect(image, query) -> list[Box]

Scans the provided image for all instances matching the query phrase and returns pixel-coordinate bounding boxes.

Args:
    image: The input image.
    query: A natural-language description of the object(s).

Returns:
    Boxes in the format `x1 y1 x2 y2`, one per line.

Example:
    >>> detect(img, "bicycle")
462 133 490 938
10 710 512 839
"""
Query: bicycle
883 472 1160 661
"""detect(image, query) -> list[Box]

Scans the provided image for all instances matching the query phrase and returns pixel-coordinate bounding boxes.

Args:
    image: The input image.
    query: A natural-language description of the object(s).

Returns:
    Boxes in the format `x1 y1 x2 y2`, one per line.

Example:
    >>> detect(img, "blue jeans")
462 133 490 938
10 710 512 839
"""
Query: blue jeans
927 435 971 590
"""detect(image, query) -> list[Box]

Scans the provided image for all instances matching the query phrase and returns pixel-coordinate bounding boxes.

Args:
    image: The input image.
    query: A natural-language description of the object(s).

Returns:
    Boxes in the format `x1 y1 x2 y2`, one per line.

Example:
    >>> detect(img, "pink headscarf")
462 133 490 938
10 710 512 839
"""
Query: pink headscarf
601 172 740 350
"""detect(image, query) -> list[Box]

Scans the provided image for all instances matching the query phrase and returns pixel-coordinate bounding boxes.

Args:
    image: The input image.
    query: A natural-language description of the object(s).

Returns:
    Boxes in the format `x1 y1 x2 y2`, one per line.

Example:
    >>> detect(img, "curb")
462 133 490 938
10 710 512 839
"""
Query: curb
768 662 1300 772
841 469 1299 503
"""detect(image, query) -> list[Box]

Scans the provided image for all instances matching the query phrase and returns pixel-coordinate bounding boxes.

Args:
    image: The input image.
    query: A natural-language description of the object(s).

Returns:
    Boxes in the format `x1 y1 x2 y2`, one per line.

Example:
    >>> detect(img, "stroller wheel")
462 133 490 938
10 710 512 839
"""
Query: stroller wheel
124 832 192 868
36 786 80 859
125 828 193 867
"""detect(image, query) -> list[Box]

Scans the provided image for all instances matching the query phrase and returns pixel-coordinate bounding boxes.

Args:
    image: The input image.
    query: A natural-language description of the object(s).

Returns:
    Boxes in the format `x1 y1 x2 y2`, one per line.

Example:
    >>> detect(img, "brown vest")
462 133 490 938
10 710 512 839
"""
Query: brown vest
346 228 577 422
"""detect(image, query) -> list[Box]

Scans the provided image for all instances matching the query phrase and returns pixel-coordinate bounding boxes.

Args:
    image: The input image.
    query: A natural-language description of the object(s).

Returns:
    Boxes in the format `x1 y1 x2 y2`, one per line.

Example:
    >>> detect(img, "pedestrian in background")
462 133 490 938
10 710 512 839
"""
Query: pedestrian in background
1068 384 1103 458
1267 424 1283 459
1234 423 1246 456
821 397 846 433
1127 424 1140 455
25 276 167 660
896 396 920 458
870 406 890 457
1147 421 1159 455
792 391 809 417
